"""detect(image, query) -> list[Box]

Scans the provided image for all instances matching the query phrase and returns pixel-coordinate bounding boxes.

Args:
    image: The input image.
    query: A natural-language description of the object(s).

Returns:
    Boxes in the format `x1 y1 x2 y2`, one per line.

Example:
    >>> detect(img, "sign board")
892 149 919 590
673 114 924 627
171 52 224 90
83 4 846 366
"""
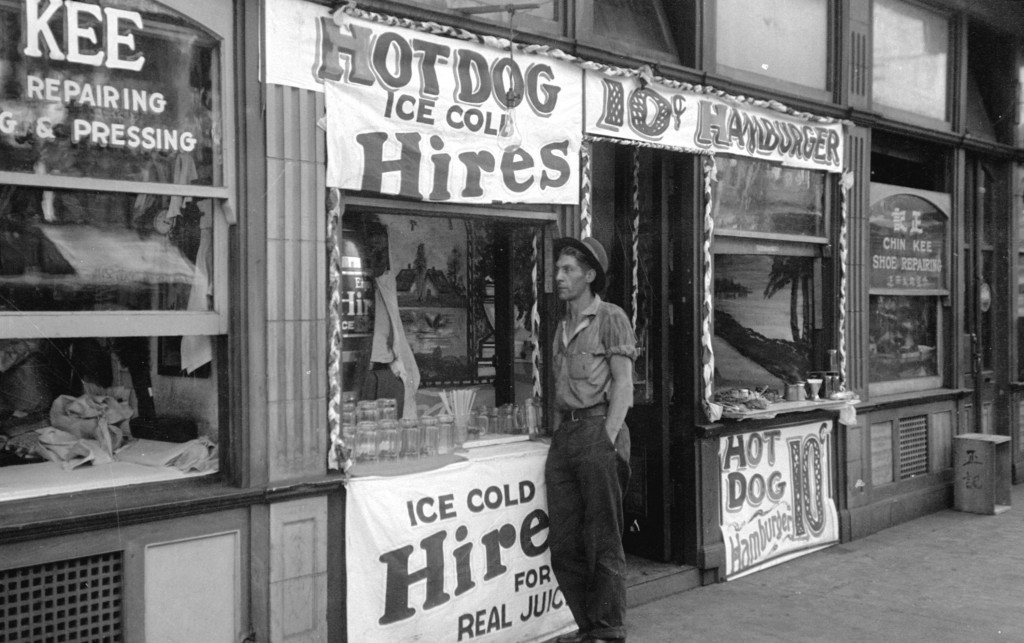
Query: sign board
584 71 844 173
346 444 574 642
319 13 582 204
718 420 839 580
0 0 219 185
869 184 950 292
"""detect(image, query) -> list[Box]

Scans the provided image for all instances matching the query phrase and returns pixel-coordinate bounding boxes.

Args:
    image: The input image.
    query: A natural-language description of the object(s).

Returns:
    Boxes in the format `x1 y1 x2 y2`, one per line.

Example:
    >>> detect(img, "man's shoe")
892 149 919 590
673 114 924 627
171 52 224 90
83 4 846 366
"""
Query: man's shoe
587 638 625 643
555 632 587 643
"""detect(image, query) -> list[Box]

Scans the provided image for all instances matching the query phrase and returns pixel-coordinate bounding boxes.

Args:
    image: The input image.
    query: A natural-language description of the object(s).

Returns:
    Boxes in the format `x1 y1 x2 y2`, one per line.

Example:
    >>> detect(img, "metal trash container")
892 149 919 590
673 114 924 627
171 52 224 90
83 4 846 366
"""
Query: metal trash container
953 433 1011 515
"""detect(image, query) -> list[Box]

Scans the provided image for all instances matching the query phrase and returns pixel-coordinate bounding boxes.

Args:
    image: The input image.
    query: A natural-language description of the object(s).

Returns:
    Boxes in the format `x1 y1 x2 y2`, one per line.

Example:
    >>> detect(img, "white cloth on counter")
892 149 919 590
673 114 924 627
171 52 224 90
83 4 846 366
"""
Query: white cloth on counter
30 429 218 473
116 437 219 473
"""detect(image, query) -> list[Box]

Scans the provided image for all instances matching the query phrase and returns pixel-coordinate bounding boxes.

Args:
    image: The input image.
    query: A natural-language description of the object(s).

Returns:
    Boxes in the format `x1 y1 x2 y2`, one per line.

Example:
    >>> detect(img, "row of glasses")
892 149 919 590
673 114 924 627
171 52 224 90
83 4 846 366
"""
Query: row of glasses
344 396 546 463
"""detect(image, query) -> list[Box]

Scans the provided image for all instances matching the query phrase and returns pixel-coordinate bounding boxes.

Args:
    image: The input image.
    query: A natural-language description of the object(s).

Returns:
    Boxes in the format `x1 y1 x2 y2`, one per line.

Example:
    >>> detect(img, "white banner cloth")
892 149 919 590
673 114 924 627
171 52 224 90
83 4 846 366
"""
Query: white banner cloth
584 71 844 173
322 13 582 204
718 420 839 579
346 441 575 642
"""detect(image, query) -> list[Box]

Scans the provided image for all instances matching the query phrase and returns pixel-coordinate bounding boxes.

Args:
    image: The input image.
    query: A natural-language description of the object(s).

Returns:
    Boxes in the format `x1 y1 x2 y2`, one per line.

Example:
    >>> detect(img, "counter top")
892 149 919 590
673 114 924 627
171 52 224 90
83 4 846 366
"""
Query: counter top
347 438 549 480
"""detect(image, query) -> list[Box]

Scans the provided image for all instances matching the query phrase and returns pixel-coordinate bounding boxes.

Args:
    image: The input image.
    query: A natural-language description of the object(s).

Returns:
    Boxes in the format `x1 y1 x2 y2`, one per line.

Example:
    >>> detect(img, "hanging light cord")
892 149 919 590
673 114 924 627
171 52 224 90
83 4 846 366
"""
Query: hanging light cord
506 6 518 105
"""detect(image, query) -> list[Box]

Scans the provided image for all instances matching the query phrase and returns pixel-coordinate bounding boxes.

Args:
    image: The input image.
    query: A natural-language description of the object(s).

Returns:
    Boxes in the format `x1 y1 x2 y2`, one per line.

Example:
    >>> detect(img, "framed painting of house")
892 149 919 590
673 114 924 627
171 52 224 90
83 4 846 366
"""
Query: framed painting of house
377 214 492 387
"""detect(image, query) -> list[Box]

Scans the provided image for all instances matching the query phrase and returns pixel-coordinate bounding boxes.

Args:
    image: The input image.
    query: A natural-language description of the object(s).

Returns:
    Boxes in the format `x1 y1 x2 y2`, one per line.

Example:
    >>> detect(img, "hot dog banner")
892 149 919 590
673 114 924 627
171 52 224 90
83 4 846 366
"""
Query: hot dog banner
583 70 844 173
318 12 582 204
718 421 839 580
264 0 848 208
346 444 574 642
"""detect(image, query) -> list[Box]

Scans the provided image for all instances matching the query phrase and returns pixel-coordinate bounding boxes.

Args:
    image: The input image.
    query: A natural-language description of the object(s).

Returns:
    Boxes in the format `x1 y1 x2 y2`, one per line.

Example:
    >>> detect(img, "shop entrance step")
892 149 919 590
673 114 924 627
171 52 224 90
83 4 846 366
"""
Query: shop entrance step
626 555 701 608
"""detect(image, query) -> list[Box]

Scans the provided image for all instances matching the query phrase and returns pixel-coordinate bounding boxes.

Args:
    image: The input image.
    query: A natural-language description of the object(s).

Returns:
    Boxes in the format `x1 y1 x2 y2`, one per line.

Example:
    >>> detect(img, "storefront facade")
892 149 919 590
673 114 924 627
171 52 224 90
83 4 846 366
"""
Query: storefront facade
2 0 1024 641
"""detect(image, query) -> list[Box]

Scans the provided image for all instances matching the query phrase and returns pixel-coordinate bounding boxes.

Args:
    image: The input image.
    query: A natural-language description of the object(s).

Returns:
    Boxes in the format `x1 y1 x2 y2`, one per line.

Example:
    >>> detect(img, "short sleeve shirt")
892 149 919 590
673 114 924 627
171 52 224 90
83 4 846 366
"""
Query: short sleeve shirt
552 295 637 411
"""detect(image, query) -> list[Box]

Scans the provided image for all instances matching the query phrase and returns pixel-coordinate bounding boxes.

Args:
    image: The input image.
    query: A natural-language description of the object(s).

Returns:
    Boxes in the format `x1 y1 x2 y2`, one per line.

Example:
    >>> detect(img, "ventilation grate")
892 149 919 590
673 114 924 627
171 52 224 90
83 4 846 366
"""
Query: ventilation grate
898 415 929 479
0 551 123 642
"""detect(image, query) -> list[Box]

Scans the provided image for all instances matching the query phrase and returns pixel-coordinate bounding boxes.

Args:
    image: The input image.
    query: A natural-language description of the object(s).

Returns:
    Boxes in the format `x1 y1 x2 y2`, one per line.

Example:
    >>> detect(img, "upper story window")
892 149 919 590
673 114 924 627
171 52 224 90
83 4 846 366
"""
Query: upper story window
712 0 830 98
576 0 678 63
395 0 562 36
965 21 1014 144
0 0 232 501
872 0 950 126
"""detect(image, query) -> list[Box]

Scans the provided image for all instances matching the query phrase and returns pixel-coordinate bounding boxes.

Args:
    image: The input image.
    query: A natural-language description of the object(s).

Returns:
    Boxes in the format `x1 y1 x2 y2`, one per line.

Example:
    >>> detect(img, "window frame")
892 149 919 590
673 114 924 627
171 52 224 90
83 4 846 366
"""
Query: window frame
870 0 955 131
704 0 835 103
574 0 679 64
0 0 235 341
709 155 835 398
865 183 951 397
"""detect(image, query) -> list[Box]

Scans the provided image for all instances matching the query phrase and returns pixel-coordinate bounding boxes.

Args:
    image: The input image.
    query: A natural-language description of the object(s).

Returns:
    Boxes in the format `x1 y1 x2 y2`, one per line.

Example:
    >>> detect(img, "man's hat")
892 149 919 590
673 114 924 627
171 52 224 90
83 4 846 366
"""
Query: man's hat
554 236 608 294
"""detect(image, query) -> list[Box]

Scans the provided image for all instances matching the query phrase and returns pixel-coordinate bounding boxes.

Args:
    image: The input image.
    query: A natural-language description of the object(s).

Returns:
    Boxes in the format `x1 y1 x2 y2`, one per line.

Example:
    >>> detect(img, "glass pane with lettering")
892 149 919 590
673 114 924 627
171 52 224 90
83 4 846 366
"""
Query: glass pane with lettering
0 0 221 185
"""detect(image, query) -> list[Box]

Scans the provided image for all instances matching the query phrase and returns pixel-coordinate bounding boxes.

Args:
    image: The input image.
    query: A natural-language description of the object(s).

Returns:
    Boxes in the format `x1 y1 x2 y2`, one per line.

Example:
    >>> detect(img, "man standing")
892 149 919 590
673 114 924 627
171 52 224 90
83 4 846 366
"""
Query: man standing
547 237 635 643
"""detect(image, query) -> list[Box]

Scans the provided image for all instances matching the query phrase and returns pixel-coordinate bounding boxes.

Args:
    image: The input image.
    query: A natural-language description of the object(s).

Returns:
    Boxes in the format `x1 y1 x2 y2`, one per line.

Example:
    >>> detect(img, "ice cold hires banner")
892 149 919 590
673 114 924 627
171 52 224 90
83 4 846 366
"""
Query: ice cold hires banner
345 446 574 642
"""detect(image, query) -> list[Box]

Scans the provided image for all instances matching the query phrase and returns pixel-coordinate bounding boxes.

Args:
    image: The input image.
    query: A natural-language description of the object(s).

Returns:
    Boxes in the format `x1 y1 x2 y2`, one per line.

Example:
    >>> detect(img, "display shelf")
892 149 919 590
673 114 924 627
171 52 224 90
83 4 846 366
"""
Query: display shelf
721 396 858 420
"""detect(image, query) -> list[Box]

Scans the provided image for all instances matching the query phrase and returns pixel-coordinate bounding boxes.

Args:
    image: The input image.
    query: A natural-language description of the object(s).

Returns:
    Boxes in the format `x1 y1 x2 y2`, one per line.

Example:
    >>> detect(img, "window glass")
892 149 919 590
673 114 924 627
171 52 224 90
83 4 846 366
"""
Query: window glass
0 0 225 499
0 0 221 185
0 186 213 312
715 0 828 91
868 192 946 292
340 211 545 467
591 0 674 53
399 0 557 26
576 0 678 62
0 334 220 490
868 183 949 394
713 254 814 391
872 0 949 122
713 156 826 238
868 295 938 381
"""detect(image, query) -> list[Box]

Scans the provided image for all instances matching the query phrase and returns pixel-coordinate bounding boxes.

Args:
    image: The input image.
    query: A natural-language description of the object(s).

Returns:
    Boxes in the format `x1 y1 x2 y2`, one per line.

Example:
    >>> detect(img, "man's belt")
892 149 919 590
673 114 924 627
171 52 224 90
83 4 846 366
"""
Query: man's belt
564 403 608 422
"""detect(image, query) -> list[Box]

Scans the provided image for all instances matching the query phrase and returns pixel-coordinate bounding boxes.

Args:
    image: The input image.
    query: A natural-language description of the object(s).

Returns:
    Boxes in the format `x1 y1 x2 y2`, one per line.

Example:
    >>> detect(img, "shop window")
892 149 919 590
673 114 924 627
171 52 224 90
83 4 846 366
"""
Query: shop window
867 184 949 396
340 208 545 463
965 22 1014 144
0 0 229 498
711 155 829 396
576 0 679 64
712 0 829 96
396 0 563 36
0 0 222 185
872 0 950 126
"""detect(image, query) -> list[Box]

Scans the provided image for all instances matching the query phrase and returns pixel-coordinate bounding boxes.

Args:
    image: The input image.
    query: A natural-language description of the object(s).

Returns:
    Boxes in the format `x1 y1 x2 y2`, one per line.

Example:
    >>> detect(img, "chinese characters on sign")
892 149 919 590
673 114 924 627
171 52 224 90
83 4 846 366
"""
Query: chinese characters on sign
869 192 947 292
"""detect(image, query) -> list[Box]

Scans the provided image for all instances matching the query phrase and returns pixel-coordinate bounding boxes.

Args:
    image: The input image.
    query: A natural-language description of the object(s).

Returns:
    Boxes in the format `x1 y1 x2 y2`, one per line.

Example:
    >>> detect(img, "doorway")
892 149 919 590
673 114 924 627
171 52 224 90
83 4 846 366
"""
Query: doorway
963 158 1010 435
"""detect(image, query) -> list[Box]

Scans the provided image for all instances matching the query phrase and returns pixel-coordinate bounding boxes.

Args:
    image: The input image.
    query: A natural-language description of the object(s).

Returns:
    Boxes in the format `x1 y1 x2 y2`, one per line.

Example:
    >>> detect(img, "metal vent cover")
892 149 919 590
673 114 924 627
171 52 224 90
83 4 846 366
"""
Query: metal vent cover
0 551 123 642
899 414 929 479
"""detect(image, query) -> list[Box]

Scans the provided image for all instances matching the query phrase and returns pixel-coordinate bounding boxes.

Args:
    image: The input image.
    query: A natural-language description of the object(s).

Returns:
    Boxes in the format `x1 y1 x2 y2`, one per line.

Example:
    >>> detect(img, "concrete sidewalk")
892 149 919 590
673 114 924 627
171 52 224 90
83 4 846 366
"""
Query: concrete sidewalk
625 484 1024 642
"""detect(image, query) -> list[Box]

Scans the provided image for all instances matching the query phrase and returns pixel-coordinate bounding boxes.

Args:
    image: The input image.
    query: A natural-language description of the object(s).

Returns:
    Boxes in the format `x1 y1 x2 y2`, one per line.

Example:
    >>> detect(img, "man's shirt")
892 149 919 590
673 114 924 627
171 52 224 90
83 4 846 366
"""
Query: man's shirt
553 295 637 411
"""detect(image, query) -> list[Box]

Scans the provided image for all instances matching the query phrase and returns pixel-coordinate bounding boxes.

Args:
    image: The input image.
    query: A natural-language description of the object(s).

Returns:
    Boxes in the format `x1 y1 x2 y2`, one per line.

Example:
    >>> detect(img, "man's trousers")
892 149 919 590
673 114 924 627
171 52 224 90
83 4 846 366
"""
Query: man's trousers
545 415 631 640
